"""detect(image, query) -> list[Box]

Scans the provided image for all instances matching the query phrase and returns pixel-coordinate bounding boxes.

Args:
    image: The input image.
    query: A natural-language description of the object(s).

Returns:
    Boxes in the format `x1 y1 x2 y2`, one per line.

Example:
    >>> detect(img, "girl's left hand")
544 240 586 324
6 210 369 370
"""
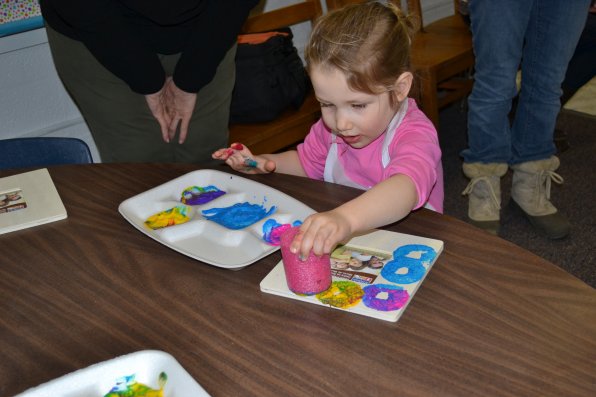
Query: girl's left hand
290 210 353 259
212 143 276 174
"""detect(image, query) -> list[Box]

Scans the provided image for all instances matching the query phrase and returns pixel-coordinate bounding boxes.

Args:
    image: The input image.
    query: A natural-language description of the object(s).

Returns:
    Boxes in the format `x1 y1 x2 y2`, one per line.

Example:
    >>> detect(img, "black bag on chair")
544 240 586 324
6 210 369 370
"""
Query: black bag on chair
230 27 310 124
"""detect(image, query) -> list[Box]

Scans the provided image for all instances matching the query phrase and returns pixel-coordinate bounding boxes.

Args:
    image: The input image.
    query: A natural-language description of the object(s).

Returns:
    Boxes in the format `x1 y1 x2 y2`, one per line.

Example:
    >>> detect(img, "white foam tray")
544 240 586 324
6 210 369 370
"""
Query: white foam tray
15 350 210 397
119 169 315 269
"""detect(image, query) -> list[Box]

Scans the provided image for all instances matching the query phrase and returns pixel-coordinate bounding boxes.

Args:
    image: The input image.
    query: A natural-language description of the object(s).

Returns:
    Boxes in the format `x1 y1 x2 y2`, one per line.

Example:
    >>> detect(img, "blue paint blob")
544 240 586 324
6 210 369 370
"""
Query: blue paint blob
381 244 436 284
393 244 437 263
262 219 302 245
202 202 276 230
244 158 258 168
381 258 425 284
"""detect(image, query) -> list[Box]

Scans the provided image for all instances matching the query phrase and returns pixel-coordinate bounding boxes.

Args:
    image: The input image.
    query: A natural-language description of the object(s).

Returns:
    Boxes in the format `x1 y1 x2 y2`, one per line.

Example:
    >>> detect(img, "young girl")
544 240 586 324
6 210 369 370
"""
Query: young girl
213 2 443 260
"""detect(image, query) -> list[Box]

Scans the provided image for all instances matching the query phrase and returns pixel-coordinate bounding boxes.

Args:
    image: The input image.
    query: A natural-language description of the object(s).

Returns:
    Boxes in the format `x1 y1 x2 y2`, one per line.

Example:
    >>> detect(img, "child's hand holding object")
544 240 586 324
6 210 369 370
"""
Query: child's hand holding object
212 143 276 174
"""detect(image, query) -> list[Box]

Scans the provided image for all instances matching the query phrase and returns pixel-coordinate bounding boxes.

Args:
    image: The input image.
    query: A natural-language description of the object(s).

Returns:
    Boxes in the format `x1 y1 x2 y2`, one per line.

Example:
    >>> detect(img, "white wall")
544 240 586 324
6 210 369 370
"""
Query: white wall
0 0 452 164
0 29 100 161
417 0 455 25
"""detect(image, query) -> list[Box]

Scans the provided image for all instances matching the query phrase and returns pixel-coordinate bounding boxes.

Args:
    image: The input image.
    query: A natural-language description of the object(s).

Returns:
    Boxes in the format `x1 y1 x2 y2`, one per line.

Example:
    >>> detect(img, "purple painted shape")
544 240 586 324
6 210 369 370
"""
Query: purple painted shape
362 284 409 311
181 185 226 205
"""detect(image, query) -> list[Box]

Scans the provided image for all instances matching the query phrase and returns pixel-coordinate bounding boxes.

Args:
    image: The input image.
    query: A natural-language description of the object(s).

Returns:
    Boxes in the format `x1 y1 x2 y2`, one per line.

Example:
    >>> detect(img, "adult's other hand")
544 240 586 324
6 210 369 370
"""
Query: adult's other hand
166 78 197 144
145 85 173 143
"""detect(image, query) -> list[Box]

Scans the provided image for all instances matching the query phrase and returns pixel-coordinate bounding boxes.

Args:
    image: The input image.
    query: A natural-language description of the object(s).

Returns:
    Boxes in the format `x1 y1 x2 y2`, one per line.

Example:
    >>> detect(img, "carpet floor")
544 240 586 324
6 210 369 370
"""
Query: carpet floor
438 103 595 288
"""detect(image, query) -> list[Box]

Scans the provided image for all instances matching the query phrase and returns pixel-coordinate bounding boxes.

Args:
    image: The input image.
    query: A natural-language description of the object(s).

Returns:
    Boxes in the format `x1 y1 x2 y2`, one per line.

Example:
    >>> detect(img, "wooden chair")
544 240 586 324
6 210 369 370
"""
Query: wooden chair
325 0 474 129
407 0 474 128
228 0 323 154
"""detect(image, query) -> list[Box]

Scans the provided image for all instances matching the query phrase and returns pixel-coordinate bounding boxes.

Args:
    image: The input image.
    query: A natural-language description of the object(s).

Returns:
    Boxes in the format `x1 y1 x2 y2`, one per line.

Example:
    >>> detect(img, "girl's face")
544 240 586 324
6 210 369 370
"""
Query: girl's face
310 65 399 149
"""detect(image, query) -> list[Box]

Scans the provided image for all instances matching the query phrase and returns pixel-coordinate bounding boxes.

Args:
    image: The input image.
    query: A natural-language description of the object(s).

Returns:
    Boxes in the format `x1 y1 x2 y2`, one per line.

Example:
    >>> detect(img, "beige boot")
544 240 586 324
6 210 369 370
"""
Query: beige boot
510 156 570 239
462 162 508 234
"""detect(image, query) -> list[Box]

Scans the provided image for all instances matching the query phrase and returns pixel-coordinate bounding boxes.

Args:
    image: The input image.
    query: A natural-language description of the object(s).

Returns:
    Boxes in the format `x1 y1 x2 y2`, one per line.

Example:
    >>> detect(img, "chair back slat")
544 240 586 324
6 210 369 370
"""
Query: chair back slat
406 0 424 31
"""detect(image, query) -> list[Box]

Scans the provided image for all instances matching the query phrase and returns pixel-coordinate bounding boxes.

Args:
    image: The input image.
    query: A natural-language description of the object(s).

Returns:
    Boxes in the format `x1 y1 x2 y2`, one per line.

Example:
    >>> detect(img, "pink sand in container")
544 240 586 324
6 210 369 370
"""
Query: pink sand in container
279 226 332 295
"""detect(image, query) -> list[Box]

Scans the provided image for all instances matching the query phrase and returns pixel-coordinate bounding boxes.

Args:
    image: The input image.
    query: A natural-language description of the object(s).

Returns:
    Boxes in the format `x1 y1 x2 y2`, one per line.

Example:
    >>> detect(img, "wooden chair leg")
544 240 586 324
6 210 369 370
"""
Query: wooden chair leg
416 69 440 129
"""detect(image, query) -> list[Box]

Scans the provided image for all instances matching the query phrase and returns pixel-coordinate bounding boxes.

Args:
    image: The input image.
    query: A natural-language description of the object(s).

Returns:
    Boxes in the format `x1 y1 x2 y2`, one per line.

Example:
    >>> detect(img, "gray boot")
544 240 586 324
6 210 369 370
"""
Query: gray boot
462 162 508 234
510 156 570 239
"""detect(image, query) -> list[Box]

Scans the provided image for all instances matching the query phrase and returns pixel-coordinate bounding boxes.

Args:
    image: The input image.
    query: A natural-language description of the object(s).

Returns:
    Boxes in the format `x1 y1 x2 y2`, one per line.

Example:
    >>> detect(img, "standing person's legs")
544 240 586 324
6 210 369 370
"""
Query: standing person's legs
45 25 175 163
460 0 532 234
462 0 533 164
511 0 590 164
508 0 589 239
46 26 236 164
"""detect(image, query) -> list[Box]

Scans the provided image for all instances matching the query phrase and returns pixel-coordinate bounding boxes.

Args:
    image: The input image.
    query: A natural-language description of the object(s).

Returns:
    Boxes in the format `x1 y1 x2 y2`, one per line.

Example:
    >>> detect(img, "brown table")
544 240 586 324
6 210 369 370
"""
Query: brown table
1 163 594 397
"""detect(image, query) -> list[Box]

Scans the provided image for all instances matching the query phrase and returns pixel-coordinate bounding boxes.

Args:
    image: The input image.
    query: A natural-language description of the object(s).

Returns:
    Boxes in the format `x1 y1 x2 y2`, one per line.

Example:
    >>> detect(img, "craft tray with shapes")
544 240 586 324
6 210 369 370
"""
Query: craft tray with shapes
118 169 315 269
15 350 210 396
260 229 444 322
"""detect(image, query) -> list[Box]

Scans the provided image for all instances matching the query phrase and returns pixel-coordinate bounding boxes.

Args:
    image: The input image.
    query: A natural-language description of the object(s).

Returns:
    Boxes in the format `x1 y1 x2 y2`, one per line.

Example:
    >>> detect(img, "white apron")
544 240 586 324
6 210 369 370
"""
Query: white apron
322 101 437 211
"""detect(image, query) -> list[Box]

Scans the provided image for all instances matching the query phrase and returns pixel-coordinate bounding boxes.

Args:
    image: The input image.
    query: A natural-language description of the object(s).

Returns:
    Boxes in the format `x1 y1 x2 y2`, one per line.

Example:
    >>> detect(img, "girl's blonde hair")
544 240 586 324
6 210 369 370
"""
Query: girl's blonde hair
305 1 417 107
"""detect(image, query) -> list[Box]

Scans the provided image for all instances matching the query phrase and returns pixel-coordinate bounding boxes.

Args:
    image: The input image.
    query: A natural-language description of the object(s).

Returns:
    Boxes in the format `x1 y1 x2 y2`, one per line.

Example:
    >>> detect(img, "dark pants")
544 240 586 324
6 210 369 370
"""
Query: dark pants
45 25 236 163
563 12 596 96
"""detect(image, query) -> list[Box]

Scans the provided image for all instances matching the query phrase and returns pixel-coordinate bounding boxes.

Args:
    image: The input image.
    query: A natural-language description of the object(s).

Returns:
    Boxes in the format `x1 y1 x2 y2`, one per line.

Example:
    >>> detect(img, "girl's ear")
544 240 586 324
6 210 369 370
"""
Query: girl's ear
393 72 413 102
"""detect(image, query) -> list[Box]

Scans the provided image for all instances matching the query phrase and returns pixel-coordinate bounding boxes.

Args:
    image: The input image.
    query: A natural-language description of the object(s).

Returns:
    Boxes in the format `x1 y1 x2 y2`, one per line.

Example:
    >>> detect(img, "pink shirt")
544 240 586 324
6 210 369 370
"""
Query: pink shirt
297 98 444 213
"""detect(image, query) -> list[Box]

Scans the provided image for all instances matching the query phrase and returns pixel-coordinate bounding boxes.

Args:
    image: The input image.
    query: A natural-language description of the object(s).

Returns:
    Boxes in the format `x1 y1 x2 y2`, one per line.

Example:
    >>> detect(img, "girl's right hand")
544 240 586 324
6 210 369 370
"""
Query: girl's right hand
290 209 353 259
211 143 276 174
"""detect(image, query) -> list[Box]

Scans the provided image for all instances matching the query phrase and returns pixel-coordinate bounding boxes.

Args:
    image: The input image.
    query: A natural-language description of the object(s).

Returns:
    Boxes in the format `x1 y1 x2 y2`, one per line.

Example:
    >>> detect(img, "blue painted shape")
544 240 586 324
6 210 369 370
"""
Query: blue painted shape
392 244 437 263
381 244 436 284
202 202 276 230
262 218 302 245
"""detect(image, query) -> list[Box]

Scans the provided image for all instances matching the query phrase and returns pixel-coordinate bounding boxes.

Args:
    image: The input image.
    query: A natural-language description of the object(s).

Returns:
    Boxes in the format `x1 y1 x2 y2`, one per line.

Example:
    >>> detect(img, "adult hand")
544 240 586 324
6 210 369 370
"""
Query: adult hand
144 84 172 143
212 143 277 174
290 210 353 259
165 77 197 144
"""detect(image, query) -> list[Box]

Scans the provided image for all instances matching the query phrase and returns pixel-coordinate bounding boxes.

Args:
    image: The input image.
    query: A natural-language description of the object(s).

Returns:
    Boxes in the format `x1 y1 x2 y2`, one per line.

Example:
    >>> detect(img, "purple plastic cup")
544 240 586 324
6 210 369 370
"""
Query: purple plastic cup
279 226 332 295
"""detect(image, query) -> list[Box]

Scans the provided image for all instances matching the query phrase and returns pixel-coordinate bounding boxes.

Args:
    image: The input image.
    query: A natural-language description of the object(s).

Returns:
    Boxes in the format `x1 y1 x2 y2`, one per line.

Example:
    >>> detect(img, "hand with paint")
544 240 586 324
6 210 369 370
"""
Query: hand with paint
212 143 276 174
